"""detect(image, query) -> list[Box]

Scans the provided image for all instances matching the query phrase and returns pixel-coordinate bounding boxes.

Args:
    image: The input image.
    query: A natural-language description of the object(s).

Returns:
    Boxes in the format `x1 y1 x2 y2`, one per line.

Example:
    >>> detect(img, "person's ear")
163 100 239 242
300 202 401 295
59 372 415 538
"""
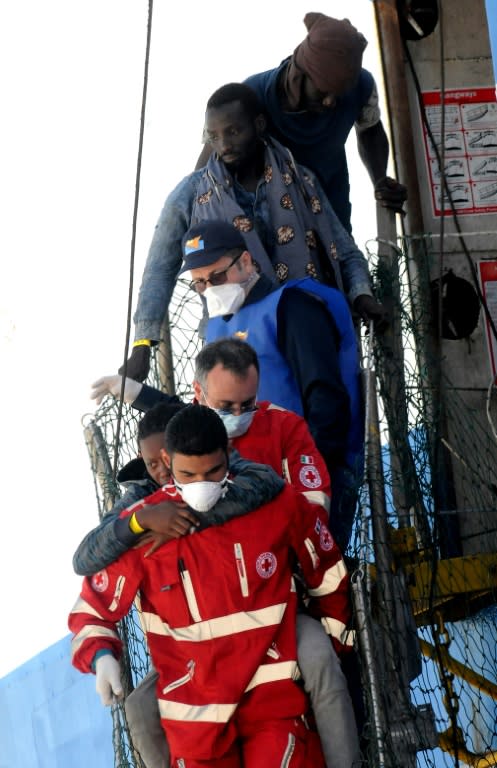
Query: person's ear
193 380 203 403
255 113 266 137
240 251 253 267
159 448 171 469
240 250 255 272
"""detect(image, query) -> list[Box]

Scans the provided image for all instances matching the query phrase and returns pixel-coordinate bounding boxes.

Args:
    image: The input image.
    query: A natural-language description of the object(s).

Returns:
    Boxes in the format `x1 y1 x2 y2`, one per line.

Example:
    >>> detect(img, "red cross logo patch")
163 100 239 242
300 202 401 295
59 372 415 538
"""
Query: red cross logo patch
319 524 335 552
91 569 109 593
256 552 277 579
299 464 322 489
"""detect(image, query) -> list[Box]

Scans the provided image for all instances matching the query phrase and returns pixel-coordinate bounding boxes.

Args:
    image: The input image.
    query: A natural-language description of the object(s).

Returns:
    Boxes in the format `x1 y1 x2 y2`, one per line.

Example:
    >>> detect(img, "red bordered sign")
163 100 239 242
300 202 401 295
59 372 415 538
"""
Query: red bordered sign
478 260 497 378
421 87 497 216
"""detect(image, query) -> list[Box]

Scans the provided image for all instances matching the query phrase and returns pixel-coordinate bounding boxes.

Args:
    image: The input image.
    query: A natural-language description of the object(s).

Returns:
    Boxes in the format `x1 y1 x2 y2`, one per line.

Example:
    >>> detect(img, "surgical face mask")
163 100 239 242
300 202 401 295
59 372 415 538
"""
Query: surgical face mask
173 472 229 513
204 283 246 317
200 389 258 438
217 409 256 438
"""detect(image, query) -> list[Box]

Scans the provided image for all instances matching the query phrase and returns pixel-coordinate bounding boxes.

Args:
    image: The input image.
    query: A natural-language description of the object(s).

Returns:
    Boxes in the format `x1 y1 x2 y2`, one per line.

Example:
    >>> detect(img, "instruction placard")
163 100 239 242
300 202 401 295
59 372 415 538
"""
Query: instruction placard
478 260 497 378
421 87 497 216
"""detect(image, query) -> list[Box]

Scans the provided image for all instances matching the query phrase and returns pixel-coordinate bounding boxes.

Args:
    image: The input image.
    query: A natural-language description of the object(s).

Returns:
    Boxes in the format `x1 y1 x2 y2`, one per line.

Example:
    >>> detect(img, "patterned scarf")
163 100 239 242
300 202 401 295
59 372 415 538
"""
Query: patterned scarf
191 136 343 291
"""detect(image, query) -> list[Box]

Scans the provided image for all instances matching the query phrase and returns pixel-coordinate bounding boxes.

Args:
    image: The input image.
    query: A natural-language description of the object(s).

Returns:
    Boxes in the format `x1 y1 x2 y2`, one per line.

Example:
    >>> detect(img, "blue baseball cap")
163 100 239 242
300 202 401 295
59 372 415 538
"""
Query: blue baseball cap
179 220 247 274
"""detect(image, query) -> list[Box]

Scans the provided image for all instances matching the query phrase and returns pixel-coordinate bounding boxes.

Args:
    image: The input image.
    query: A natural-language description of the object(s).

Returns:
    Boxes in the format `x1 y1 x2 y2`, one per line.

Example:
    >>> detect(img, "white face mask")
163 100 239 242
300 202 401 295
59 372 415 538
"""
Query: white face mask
173 472 229 513
204 283 246 317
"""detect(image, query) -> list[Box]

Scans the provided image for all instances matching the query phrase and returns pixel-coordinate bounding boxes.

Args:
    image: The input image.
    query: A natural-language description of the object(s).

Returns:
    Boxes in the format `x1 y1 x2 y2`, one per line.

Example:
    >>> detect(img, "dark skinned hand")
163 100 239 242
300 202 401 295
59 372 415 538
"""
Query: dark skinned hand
118 345 151 383
353 294 390 333
134 500 200 557
374 176 407 215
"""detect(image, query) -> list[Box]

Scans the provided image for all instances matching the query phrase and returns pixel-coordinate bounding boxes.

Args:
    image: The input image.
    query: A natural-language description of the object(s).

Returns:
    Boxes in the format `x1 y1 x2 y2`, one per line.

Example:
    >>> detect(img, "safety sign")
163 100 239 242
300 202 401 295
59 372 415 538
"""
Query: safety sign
421 87 497 216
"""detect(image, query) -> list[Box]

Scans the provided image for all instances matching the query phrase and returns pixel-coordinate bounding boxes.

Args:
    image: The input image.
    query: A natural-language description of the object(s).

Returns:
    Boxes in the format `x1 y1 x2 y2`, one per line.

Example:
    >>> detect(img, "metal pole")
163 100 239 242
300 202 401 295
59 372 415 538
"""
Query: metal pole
83 420 120 516
373 0 461 558
158 314 176 395
372 1 425 236
375 205 431 545
363 332 428 767
351 569 388 768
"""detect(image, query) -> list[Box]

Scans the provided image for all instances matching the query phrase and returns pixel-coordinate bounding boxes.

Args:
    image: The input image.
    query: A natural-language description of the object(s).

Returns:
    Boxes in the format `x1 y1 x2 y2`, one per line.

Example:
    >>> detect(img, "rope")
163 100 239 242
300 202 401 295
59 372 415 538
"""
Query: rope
113 0 155 484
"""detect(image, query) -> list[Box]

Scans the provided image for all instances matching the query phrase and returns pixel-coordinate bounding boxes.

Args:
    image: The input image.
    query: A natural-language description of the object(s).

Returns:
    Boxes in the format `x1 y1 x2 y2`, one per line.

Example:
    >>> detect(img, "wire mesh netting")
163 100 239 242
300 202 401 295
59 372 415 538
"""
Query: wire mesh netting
82 239 497 768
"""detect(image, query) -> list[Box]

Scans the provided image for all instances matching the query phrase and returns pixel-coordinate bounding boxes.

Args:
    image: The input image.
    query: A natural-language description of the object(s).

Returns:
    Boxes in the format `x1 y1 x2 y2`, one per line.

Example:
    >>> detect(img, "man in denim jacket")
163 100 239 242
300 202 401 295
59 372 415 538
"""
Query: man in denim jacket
123 82 385 382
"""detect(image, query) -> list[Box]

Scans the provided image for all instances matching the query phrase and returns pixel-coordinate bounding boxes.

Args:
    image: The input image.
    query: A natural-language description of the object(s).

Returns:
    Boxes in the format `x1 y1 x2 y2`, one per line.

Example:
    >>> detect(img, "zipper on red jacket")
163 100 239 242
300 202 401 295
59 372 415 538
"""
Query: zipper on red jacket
162 659 196 694
234 543 249 597
178 558 202 622
280 732 296 767
108 575 126 612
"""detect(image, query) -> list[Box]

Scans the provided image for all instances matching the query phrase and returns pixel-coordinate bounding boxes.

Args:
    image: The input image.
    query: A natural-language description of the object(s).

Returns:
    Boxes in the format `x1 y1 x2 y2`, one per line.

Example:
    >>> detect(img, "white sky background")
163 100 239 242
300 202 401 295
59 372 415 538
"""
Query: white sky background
0 0 385 678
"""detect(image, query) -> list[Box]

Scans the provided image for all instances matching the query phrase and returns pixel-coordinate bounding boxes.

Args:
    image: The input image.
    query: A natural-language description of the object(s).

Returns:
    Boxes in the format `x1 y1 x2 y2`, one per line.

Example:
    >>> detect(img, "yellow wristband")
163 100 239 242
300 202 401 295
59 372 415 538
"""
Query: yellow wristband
129 511 145 534
133 339 151 348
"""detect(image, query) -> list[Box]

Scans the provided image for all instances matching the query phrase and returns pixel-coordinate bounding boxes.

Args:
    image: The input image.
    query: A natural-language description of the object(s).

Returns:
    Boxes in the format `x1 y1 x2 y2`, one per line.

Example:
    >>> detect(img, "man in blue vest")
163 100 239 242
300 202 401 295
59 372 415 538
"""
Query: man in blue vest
180 219 364 553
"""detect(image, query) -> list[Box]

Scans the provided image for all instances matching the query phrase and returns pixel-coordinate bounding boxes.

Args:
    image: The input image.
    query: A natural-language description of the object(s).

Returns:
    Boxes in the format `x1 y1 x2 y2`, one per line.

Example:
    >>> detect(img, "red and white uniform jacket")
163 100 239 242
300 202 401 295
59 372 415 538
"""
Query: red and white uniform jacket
69 484 351 761
233 401 331 512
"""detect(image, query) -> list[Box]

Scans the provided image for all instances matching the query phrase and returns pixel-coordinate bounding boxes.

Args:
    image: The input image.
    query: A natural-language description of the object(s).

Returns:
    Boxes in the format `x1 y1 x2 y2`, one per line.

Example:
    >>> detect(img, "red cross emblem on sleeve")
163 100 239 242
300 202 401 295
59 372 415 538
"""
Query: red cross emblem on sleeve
91 570 109 593
299 465 322 488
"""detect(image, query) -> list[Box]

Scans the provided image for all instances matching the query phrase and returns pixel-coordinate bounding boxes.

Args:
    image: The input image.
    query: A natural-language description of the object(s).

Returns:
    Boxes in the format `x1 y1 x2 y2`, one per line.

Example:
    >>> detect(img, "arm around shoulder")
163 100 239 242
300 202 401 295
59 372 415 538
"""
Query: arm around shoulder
72 487 148 576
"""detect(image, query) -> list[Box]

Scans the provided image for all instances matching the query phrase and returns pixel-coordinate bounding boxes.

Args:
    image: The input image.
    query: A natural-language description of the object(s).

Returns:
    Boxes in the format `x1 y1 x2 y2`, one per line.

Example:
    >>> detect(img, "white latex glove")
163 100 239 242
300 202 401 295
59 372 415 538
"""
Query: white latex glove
95 654 124 706
90 375 143 406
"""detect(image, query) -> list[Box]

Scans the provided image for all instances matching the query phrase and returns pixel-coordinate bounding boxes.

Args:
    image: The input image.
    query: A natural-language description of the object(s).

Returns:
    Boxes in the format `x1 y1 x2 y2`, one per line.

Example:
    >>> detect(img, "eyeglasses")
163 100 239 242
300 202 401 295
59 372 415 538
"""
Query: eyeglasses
202 388 258 416
189 251 243 294
216 403 258 417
